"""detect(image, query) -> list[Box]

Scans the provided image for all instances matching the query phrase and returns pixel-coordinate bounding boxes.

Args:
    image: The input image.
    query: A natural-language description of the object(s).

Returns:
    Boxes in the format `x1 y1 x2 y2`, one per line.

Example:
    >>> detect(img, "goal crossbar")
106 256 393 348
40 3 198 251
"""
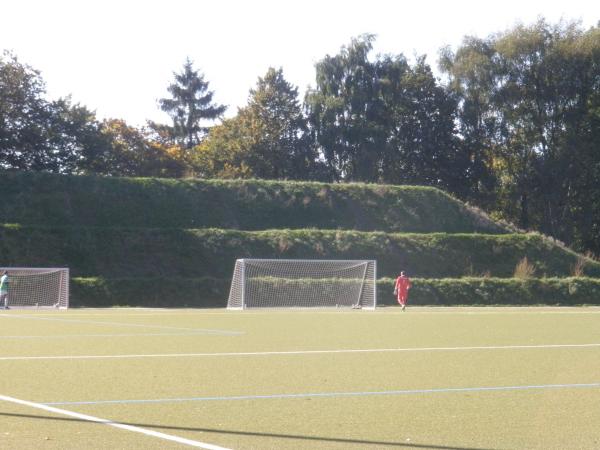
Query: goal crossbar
227 259 376 310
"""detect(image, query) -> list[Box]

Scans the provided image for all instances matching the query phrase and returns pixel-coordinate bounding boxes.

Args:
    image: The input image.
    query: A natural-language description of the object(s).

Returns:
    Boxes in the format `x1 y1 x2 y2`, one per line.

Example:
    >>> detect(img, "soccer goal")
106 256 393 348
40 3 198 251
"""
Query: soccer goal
0 267 69 309
227 259 376 310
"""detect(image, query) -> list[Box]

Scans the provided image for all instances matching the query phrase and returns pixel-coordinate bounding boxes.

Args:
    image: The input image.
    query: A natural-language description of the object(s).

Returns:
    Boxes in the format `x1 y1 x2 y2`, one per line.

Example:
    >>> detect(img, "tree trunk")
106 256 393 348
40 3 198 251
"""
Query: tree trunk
520 192 529 230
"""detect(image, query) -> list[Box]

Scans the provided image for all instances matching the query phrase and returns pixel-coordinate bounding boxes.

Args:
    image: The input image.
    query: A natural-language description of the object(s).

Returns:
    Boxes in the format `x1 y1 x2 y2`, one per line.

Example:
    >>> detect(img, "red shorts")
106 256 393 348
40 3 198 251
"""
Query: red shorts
397 292 408 305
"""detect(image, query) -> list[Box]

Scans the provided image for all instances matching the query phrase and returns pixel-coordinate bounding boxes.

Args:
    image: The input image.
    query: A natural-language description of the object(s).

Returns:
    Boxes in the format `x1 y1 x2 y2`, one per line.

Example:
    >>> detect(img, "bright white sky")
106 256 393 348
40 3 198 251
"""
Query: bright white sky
2 0 599 127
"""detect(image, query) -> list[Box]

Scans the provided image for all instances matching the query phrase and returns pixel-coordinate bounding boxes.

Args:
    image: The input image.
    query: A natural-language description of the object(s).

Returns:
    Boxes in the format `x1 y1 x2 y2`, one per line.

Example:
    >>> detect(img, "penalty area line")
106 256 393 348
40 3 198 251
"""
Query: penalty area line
2 342 600 361
0 394 230 450
0 332 237 340
44 382 600 406
0 314 243 336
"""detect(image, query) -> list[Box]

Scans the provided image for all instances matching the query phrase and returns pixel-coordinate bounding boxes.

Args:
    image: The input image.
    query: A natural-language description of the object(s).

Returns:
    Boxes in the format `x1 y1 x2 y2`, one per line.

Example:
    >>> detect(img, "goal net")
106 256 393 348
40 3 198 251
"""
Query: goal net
227 259 376 310
0 267 69 309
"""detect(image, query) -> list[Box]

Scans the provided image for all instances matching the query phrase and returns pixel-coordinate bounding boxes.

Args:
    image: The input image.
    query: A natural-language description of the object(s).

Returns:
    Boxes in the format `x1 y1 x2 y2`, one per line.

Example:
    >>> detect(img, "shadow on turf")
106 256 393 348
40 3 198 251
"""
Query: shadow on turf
0 411 491 450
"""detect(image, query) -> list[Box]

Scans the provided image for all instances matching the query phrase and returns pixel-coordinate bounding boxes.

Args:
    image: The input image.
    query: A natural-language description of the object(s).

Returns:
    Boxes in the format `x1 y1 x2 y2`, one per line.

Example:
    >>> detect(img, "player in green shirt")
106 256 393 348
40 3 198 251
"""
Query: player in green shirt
0 271 9 309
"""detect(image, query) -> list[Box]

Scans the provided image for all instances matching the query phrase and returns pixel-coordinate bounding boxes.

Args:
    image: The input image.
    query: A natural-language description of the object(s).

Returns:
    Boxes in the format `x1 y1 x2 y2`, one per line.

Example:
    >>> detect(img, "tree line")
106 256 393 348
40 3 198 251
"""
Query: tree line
2 19 600 255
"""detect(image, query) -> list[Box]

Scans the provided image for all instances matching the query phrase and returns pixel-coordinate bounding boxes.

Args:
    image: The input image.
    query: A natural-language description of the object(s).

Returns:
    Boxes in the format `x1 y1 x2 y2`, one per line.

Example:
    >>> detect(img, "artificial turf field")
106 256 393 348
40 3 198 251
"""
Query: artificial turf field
1 307 600 450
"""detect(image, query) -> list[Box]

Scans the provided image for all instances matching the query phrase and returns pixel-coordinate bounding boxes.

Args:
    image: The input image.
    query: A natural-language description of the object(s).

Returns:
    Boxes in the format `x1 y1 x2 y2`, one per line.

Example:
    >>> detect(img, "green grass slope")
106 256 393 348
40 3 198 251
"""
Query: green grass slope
1 226 597 279
0 171 506 233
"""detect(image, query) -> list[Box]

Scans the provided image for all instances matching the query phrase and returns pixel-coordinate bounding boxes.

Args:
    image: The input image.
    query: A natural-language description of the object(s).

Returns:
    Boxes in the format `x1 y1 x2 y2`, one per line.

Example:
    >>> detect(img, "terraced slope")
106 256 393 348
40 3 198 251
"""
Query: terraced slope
1 226 597 279
1 171 597 306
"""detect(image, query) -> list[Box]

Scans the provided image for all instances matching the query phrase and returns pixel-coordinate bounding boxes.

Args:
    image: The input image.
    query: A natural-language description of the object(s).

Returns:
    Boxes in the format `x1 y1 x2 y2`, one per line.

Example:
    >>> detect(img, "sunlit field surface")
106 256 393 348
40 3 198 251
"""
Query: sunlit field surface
2 307 600 449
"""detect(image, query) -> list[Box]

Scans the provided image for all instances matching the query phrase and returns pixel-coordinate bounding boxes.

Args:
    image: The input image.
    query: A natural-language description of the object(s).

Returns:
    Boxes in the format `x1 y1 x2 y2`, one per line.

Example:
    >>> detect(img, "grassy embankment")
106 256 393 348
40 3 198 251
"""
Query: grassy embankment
1 171 597 306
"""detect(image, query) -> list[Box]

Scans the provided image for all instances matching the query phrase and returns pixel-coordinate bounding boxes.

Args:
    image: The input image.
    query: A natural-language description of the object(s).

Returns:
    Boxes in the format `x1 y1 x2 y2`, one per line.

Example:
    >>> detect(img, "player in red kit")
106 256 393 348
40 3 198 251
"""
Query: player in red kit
394 271 411 311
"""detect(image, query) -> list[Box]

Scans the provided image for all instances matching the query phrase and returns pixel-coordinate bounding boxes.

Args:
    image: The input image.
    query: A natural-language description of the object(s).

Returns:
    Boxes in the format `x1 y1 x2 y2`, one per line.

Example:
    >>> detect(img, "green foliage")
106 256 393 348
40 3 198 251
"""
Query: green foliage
305 34 384 181
80 119 188 177
5 172 596 307
0 172 506 232
70 276 600 308
0 52 189 177
2 225 597 279
3 21 600 257
193 117 254 179
0 51 101 173
384 277 600 307
234 67 317 179
305 36 467 191
441 20 600 254
71 277 227 307
154 58 226 149
196 68 321 180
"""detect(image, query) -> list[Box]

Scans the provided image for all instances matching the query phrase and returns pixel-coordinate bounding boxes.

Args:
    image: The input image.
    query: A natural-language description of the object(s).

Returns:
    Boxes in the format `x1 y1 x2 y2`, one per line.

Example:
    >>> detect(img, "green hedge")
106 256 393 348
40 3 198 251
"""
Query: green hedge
70 277 600 308
2 226 597 279
71 277 229 308
0 171 506 233
391 277 600 306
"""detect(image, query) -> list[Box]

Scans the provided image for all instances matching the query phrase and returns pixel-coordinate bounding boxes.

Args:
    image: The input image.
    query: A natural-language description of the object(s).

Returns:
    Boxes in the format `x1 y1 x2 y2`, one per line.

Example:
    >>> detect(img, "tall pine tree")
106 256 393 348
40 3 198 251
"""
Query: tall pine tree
157 58 226 149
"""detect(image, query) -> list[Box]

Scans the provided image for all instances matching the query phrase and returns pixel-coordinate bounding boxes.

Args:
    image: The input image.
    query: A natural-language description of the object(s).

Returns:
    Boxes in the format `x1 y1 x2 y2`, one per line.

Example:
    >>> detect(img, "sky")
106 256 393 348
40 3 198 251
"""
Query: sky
2 0 599 127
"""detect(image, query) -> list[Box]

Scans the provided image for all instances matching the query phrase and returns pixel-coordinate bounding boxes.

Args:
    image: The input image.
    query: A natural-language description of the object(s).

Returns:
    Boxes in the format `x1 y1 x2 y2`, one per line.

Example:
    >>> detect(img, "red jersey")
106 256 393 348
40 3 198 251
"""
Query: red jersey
395 275 411 293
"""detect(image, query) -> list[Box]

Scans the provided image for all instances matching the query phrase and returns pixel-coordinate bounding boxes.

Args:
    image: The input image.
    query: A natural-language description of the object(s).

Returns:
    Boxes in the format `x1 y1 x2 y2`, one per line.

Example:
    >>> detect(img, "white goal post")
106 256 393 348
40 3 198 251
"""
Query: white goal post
227 259 376 310
0 267 69 309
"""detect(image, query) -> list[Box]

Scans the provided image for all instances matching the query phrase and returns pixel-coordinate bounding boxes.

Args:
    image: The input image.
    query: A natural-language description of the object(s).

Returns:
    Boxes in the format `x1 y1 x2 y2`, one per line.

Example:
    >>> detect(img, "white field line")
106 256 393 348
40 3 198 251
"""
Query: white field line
43 382 600 406
0 332 228 340
0 394 231 450
3 308 600 317
2 342 600 361
0 314 243 336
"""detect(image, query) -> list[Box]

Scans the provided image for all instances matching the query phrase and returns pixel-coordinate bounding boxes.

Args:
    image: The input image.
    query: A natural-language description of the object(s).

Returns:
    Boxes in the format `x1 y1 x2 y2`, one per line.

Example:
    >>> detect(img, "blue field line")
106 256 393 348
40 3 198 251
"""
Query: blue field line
43 382 600 406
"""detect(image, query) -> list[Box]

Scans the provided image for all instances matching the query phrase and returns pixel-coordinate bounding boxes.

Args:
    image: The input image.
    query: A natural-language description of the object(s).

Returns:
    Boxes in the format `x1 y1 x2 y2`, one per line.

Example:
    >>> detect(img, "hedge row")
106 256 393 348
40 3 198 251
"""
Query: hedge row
70 277 600 308
1 225 597 278
401 277 600 306
71 277 229 308
0 171 506 233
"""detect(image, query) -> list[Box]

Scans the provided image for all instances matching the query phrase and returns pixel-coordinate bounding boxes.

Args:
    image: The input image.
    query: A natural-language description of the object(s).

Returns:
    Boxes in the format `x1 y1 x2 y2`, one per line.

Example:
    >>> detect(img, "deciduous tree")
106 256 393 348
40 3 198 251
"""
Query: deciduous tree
0 51 102 173
196 68 322 180
306 35 465 190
